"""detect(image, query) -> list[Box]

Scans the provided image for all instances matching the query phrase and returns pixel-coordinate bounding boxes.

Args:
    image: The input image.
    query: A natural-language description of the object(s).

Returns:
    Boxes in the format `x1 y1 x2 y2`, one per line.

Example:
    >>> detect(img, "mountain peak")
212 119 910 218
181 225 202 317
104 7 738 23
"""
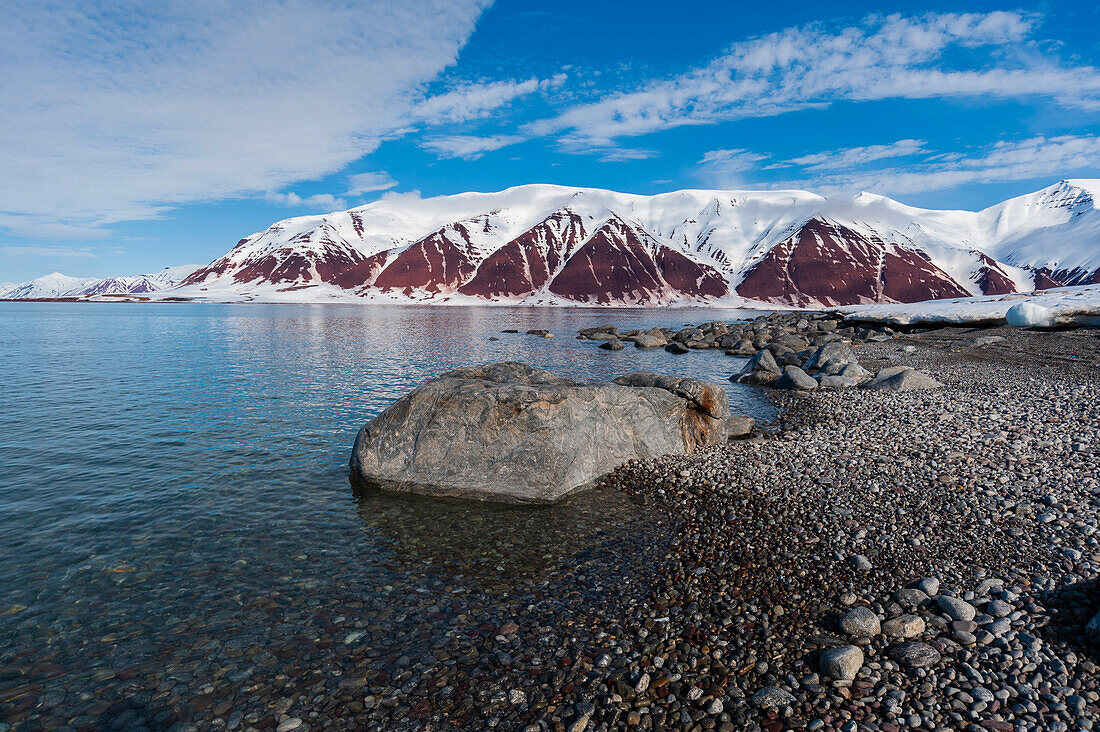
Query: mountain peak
6 180 1098 305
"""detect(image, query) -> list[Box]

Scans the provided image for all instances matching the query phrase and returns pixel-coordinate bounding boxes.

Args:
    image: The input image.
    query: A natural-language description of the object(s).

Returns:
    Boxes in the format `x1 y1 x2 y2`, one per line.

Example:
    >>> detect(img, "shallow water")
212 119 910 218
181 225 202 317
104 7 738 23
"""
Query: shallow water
0 302 771 727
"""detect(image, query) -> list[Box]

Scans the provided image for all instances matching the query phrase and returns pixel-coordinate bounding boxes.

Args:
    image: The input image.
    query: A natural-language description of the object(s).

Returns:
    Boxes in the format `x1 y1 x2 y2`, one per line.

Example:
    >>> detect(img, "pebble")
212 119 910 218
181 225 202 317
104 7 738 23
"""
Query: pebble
751 686 796 708
937 595 976 621
839 606 880 637
848 554 872 571
889 642 942 668
882 614 925 638
918 577 940 596
820 645 864 680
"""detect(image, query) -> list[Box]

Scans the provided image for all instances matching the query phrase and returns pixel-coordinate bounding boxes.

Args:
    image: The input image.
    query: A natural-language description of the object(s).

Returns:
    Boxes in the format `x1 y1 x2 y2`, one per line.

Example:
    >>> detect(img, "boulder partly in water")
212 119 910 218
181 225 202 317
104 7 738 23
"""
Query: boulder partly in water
350 362 732 504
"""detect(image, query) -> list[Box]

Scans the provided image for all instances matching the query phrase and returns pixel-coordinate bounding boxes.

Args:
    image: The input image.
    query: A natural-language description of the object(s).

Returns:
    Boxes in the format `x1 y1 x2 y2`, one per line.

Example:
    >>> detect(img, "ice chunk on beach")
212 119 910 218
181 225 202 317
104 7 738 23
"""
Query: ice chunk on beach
1006 302 1055 328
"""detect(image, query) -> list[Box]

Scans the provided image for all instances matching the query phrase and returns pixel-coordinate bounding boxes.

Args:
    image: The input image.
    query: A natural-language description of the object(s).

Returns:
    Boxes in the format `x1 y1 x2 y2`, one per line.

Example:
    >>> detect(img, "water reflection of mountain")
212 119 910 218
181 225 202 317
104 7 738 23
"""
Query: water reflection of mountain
352 481 666 590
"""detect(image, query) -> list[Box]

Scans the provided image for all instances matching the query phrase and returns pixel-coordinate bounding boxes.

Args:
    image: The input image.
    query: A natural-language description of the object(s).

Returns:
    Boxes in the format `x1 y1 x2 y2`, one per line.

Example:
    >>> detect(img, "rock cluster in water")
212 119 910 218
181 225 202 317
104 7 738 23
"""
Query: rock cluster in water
349 362 736 504
577 313 944 392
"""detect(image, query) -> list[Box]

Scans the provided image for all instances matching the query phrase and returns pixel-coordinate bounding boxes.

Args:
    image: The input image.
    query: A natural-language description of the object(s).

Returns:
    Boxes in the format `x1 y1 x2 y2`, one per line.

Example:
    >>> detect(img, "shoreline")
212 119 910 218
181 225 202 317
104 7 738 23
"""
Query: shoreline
346 325 1100 731
2 322 1098 731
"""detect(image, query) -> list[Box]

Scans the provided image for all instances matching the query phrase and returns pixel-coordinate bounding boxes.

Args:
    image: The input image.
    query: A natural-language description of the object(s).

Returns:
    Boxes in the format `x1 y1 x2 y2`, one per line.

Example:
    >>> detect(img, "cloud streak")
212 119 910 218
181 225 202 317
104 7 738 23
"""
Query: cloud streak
698 135 1100 197
532 11 1100 145
0 245 98 259
421 134 526 160
344 172 398 196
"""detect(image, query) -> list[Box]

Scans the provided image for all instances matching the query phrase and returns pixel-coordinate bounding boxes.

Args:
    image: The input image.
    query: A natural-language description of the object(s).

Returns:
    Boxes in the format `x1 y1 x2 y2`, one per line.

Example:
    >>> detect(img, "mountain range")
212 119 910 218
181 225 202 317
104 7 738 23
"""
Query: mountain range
3 180 1098 307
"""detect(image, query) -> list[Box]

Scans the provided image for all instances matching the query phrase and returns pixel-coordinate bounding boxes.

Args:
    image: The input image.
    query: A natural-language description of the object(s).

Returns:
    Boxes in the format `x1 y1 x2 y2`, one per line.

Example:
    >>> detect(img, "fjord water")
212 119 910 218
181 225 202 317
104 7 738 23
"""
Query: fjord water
0 302 770 727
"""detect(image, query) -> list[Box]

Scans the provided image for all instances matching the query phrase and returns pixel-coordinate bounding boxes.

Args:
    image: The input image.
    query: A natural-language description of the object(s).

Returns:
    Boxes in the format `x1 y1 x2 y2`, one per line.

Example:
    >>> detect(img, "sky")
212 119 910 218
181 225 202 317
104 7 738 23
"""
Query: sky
1 0 1099 281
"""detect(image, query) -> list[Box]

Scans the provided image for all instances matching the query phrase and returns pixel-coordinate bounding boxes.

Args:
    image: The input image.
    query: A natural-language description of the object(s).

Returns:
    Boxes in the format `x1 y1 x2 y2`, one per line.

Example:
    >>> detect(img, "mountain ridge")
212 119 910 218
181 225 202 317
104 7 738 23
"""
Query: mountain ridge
4 181 1098 306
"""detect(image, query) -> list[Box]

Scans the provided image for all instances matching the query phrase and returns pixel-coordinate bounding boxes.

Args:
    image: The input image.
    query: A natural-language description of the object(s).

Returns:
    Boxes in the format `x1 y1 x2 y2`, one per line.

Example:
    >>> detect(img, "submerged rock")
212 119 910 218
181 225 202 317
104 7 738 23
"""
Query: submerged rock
349 362 730 504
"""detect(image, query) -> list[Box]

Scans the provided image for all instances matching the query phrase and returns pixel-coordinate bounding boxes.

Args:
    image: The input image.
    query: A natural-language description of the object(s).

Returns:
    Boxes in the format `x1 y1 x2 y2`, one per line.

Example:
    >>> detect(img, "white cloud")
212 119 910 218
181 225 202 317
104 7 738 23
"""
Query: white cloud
0 0 490 237
421 134 526 160
598 148 659 162
264 192 347 211
532 11 1100 145
769 135 1100 196
0 245 98 258
414 75 566 125
696 149 770 184
775 139 928 171
344 172 398 196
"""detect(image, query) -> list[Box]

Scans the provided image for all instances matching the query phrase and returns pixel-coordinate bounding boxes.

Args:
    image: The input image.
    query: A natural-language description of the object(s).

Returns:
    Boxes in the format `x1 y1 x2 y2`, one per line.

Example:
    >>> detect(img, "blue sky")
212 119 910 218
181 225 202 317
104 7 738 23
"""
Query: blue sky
1 0 1099 281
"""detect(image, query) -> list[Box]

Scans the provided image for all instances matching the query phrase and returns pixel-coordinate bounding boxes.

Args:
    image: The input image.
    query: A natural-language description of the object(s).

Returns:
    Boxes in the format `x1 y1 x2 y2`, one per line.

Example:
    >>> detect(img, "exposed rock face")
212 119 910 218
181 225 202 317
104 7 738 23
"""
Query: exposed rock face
974 253 1019 295
373 225 479 294
736 218 970 307
547 217 728 304
459 210 586 299
349 363 730 504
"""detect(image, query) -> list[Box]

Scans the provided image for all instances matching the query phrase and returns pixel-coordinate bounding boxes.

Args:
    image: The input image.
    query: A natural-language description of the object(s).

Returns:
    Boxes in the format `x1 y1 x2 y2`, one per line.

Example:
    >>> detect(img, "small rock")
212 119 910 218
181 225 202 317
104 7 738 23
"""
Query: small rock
840 607 881 637
888 642 941 668
893 588 928 608
918 577 940 596
820 645 864 680
848 554 872 572
882 614 925 639
937 595 976 621
567 714 589 732
751 686 796 708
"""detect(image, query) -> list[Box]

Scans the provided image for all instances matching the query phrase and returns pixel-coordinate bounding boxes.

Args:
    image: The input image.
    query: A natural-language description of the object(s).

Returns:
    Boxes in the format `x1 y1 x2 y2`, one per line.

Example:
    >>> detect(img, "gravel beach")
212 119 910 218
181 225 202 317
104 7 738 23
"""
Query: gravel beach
344 324 1100 732
3 324 1098 732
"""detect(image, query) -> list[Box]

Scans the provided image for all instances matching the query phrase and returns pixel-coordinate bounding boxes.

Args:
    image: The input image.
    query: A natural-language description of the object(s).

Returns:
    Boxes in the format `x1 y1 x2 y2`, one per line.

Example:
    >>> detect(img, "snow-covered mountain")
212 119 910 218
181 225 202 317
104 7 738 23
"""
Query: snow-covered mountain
6 180 1098 306
171 180 1098 307
0 266 200 300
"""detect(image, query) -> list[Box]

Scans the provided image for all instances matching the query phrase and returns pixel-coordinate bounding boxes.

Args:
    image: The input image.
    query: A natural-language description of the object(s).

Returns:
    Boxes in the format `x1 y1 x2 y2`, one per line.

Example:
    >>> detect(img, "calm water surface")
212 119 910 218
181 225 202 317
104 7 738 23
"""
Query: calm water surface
0 302 771 728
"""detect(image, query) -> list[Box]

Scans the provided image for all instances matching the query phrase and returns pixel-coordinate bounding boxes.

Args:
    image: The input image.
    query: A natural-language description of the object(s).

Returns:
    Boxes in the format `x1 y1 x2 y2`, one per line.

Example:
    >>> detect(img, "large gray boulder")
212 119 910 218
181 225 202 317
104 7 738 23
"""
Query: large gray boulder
804 341 857 371
775 366 818 391
349 362 731 504
863 366 943 391
631 332 668 349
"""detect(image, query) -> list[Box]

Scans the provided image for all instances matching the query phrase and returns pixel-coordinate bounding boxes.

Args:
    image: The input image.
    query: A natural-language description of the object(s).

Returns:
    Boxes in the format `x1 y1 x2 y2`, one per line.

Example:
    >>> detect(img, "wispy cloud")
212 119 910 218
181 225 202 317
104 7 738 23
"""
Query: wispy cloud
415 74 566 125
531 11 1100 145
421 134 526 160
0 0 491 237
696 149 770 183
598 148 659 162
0 245 98 259
264 192 347 210
772 139 928 171
698 135 1100 197
790 134 1100 197
344 171 398 196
